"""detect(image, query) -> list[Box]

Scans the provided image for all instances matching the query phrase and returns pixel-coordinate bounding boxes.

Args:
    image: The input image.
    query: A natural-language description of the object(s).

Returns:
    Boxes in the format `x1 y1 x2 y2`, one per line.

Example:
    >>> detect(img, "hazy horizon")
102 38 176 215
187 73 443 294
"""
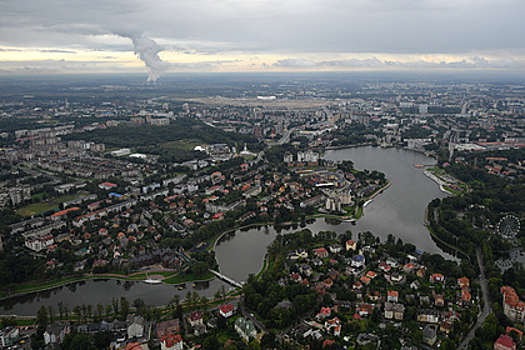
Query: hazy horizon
1 0 524 81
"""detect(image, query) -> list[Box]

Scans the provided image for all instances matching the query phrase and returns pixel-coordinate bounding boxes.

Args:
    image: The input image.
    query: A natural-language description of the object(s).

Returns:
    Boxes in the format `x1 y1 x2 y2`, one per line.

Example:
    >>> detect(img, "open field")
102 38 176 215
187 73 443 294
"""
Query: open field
16 193 86 217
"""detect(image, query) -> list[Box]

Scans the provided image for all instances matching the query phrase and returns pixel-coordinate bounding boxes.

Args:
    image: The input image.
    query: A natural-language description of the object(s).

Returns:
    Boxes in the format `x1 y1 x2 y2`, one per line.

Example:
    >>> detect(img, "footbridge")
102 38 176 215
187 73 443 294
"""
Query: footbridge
209 270 244 288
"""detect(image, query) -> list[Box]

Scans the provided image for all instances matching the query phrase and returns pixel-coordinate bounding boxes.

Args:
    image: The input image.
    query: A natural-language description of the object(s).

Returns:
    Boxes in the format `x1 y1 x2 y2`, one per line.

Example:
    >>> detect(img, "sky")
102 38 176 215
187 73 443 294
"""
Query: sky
1 0 524 80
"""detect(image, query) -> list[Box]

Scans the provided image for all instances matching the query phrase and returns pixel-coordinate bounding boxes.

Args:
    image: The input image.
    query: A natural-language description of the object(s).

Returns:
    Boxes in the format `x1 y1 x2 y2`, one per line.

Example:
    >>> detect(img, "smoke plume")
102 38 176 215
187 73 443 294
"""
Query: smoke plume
116 31 170 83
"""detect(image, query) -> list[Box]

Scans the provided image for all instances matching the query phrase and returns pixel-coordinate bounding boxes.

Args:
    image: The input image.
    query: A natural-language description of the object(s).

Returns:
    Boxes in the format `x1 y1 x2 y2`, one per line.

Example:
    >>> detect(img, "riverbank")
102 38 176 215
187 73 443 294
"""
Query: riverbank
206 180 391 250
424 169 452 194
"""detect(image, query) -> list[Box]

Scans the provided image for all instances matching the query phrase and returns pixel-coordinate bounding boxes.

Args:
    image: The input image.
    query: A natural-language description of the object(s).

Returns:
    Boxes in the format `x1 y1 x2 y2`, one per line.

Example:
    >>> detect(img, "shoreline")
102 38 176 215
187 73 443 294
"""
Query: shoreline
423 169 453 194
2 178 392 302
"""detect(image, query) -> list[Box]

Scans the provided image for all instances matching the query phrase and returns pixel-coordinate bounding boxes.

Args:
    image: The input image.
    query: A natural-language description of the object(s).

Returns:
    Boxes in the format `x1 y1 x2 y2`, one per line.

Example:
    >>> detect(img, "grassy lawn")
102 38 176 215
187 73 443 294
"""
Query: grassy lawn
160 139 203 151
427 166 446 176
354 205 364 219
17 193 86 217
254 258 267 280
30 192 46 201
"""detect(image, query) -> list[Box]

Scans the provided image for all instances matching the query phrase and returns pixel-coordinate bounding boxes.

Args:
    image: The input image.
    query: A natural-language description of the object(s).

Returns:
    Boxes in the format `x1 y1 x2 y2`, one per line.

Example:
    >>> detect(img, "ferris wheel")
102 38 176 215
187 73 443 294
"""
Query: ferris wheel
497 215 521 239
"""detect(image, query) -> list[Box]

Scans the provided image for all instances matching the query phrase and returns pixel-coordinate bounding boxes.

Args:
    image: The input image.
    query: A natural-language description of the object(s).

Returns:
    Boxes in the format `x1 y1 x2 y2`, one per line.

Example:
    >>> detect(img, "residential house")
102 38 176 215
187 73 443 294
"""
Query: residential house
189 311 203 328
0 327 19 348
316 307 331 321
403 263 415 274
368 291 380 302
387 290 399 303
422 325 437 346
357 304 373 317
458 277 470 290
506 327 523 342
494 334 516 350
290 273 302 283
418 309 440 323
126 343 149 350
325 317 342 336
386 257 399 268
420 295 431 306
44 322 71 345
460 290 472 306
219 304 235 318
394 304 405 320
417 267 426 278
356 265 371 280
384 302 395 320
378 261 391 272
160 334 184 350
366 271 377 279
299 263 313 276
502 286 525 322
346 240 357 251
127 315 145 338
430 273 445 283
25 234 54 252
410 280 421 290
352 254 366 268
156 319 180 338
391 272 405 284
234 317 257 342
329 244 343 253
312 258 323 267
440 310 461 335
315 247 329 258
323 339 336 348
435 294 445 307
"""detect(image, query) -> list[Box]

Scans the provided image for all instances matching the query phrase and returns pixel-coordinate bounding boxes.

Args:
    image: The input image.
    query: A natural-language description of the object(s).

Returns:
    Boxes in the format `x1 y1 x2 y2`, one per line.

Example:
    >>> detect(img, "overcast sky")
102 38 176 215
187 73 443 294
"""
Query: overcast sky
1 0 524 78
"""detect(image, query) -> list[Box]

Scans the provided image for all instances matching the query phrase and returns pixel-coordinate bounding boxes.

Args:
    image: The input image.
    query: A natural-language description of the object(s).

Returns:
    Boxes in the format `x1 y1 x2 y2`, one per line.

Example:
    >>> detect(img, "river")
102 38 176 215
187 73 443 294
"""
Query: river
0 146 448 316
215 146 450 283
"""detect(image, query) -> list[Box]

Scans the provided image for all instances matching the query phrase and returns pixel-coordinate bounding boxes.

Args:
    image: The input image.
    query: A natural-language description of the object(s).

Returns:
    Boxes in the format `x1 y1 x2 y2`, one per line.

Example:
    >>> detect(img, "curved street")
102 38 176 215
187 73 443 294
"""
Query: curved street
459 248 492 349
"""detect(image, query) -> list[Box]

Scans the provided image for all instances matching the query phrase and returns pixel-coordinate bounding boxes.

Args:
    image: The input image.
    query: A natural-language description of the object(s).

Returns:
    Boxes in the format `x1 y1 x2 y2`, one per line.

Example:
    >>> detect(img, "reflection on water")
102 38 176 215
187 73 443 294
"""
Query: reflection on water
324 218 342 226
0 277 231 316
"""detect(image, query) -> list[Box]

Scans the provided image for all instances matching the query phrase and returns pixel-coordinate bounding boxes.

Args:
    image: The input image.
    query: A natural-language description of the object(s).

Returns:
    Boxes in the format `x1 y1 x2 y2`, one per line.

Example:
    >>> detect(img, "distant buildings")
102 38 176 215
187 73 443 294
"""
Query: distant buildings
111 148 131 157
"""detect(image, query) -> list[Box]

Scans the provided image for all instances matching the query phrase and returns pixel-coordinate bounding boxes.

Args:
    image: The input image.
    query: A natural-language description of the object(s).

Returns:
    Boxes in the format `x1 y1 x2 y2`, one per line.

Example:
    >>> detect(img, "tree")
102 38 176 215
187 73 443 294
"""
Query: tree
203 335 220 350
105 305 112 318
48 305 54 323
112 297 119 315
58 302 65 320
192 261 209 276
86 304 93 321
201 296 209 313
120 297 130 319
36 306 49 326
0 316 16 329
96 303 104 321
62 332 97 350
133 298 146 315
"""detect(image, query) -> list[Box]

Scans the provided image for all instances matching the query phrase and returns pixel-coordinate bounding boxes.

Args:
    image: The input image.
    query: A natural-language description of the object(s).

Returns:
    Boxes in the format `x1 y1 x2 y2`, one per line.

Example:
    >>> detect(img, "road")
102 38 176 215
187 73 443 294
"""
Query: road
277 127 296 145
459 248 492 349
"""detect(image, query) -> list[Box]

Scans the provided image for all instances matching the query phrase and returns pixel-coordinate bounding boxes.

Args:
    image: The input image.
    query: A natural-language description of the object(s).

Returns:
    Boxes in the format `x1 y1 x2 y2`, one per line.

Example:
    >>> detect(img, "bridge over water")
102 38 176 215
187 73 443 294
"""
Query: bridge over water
209 270 244 288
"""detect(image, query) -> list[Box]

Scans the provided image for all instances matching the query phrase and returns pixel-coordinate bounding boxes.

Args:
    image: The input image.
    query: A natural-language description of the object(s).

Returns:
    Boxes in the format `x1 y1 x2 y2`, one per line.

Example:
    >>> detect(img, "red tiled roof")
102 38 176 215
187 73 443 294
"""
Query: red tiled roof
161 334 183 347
495 334 515 348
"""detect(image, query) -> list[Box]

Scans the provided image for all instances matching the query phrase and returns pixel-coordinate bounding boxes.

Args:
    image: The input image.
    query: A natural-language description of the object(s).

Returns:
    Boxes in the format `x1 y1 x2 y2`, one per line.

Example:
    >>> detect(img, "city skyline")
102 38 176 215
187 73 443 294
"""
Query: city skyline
1 0 525 79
